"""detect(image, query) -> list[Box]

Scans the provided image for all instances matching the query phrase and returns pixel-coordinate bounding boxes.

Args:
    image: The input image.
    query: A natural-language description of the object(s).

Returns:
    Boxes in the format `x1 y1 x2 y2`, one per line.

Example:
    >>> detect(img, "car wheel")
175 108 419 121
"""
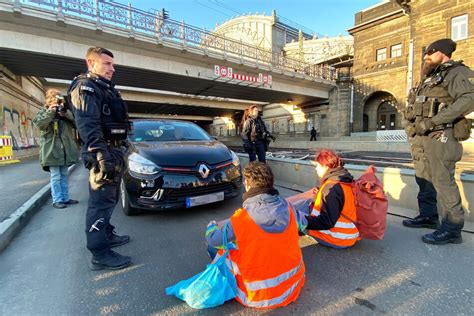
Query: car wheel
121 179 139 216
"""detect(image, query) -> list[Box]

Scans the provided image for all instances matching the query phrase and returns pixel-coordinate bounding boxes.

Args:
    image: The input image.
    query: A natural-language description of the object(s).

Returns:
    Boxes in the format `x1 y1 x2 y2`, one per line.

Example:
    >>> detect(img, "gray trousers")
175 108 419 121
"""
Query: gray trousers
417 128 464 233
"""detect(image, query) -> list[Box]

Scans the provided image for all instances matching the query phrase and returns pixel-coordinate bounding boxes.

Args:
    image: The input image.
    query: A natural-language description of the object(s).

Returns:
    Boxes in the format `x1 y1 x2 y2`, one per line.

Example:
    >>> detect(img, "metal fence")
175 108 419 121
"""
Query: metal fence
14 0 336 81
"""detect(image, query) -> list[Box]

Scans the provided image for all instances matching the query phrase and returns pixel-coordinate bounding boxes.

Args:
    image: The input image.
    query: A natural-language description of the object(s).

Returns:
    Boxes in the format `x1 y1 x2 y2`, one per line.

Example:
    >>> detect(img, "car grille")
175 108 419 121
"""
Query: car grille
166 183 236 200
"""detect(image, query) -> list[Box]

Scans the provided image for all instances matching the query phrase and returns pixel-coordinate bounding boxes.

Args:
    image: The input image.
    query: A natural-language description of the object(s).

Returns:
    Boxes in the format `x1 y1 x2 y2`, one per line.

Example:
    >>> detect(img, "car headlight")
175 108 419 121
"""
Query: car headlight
128 153 161 175
231 150 240 167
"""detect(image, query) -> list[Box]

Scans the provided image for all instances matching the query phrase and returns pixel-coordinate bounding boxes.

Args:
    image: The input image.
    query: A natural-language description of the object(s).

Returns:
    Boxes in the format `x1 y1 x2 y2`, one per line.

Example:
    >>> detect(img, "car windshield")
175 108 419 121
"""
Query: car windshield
130 121 212 142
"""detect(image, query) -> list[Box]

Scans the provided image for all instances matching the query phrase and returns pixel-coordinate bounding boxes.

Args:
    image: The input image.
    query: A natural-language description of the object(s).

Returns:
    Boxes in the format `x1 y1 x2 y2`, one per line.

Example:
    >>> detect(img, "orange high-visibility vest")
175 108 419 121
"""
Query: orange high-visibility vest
308 180 360 248
227 205 305 308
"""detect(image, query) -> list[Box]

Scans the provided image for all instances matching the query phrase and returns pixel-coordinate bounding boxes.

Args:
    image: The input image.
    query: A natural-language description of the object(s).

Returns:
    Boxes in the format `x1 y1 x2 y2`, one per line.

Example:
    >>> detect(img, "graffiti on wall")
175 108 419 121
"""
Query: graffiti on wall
1 105 39 149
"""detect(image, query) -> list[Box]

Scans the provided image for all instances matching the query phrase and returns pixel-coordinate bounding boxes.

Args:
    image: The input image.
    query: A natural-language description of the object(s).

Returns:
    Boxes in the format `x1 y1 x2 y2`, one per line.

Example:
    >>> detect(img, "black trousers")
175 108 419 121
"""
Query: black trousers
85 168 121 256
310 135 317 141
414 129 464 233
248 141 266 163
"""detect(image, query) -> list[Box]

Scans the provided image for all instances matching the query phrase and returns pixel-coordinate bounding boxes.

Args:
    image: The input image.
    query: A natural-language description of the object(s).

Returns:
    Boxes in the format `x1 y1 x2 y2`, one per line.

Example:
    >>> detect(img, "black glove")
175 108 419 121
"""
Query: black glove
415 119 435 136
98 160 116 181
82 152 96 170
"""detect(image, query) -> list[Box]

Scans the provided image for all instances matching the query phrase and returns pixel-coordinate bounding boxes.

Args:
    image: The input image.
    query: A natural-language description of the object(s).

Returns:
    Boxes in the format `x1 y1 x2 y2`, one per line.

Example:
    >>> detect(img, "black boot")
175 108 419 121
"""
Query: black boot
402 216 439 229
422 230 462 245
90 250 132 271
109 231 130 248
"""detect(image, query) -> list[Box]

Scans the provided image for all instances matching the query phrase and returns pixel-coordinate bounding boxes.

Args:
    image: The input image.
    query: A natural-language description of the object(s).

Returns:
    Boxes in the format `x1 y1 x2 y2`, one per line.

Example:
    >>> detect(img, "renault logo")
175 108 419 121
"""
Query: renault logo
198 164 210 178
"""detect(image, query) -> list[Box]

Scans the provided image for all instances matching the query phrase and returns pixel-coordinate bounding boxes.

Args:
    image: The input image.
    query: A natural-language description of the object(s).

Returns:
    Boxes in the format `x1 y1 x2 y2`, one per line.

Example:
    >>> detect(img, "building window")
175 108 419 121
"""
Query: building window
376 48 387 61
452 15 468 41
391 44 402 58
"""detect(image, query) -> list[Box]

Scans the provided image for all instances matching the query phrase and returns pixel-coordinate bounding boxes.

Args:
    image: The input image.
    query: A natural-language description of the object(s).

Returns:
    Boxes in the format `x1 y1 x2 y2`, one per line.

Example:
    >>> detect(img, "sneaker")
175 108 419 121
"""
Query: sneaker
422 230 462 245
64 199 79 205
90 250 132 271
109 231 130 248
402 216 439 229
52 202 67 209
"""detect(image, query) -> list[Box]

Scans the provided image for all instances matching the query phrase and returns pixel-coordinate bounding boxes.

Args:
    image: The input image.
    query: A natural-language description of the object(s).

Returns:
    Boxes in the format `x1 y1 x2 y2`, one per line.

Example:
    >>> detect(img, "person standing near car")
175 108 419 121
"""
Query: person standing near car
239 109 251 156
33 88 79 209
242 105 268 163
68 47 131 270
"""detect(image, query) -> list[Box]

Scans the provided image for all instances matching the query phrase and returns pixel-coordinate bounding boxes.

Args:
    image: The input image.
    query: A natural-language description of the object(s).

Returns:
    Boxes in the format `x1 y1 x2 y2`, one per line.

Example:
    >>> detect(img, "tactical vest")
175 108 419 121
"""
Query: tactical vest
414 62 460 121
72 74 129 142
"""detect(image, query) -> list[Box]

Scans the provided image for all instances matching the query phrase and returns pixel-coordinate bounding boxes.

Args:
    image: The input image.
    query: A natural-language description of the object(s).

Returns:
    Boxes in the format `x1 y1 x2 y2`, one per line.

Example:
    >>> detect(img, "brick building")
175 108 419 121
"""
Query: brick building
349 0 473 133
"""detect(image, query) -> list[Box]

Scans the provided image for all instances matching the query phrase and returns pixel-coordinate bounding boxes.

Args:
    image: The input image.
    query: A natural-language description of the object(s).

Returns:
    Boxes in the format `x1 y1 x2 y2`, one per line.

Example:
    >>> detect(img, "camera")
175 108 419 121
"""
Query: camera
55 95 67 113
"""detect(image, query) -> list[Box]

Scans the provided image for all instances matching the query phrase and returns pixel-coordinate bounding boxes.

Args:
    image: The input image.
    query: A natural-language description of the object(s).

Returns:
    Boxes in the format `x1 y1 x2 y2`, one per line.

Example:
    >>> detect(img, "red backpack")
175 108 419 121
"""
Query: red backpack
344 165 388 240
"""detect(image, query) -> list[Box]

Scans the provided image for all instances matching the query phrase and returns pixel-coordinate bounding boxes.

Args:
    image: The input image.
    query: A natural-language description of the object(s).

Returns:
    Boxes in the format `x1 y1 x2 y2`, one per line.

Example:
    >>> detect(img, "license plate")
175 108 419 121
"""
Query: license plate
186 192 224 208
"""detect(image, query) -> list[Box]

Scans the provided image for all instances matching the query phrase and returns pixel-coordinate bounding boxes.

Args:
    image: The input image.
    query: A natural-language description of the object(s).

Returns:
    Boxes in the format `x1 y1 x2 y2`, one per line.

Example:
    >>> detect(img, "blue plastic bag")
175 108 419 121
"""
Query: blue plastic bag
165 223 237 309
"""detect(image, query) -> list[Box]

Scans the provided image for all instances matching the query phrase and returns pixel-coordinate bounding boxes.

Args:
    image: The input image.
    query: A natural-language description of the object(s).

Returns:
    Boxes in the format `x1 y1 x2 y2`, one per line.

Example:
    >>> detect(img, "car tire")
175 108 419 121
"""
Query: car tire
121 179 139 216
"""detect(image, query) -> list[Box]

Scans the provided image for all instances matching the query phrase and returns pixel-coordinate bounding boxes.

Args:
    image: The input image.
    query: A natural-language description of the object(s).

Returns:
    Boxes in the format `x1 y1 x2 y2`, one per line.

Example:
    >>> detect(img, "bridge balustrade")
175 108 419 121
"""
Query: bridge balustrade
13 0 336 81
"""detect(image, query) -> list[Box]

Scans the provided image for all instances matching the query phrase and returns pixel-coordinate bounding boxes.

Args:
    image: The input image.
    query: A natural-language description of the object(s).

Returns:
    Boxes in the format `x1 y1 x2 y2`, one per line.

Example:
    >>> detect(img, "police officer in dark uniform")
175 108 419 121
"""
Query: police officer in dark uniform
68 47 132 270
402 39 474 245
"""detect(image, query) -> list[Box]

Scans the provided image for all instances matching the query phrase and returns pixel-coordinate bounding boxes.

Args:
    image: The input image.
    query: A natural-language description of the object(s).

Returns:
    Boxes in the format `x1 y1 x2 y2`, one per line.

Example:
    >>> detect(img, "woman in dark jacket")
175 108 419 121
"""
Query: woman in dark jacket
242 105 268 162
303 149 360 249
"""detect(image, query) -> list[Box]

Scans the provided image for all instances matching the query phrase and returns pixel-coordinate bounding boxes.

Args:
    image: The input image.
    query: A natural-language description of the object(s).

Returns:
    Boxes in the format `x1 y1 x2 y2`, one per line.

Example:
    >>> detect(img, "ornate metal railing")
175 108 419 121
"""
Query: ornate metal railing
12 0 336 81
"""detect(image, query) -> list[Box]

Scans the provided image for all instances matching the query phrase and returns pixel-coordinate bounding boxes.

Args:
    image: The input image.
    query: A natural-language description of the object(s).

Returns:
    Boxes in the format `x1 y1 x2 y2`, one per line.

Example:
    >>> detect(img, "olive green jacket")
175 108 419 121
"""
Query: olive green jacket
32 108 79 171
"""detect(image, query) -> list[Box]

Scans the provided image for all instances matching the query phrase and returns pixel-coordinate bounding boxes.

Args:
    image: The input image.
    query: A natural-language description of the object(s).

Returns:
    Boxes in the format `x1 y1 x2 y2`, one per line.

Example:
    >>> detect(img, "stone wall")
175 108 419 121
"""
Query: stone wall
349 0 474 133
0 65 43 150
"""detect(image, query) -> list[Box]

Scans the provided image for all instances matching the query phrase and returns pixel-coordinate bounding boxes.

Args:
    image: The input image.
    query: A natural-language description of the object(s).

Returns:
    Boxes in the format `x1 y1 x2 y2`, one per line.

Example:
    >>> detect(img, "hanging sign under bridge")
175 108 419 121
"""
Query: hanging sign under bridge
214 65 272 86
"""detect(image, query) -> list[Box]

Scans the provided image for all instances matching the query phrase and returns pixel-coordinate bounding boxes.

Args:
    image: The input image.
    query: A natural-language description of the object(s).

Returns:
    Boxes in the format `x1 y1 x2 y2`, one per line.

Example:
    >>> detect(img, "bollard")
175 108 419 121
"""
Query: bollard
0 136 20 165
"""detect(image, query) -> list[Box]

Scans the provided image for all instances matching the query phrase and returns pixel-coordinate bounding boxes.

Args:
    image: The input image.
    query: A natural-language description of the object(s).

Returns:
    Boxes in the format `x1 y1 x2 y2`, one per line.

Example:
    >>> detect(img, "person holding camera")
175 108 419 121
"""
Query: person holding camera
68 47 131 271
242 105 272 163
33 88 79 209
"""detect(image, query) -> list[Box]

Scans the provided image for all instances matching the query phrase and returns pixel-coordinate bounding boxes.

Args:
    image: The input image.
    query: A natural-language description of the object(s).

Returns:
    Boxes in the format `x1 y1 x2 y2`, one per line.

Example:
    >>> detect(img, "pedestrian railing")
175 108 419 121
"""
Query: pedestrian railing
12 0 336 81
375 130 407 142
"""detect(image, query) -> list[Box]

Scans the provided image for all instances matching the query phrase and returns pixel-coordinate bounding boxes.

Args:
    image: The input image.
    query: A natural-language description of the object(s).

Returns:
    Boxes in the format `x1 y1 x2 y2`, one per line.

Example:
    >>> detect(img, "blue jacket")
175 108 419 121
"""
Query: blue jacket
206 189 306 249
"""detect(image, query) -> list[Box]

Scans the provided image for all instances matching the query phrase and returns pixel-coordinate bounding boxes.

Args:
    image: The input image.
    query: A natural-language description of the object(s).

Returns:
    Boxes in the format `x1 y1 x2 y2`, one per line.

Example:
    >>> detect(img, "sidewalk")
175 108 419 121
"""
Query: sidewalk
0 156 78 252
0 155 49 222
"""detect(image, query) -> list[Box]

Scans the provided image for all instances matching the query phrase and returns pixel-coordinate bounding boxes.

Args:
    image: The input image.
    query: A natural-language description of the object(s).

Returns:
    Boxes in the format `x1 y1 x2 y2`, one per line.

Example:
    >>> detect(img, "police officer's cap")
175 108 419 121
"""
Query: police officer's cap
425 39 456 58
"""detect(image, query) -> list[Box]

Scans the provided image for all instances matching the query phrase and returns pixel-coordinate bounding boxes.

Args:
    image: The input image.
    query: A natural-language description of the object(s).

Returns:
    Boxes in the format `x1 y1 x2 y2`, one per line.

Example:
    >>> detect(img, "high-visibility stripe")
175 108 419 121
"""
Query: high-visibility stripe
236 274 305 308
243 260 303 291
318 229 360 240
310 209 356 229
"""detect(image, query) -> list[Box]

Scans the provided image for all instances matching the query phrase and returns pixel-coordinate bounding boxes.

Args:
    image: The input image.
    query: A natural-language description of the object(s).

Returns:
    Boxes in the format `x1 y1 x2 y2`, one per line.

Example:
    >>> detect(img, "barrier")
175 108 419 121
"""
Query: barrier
0 136 20 164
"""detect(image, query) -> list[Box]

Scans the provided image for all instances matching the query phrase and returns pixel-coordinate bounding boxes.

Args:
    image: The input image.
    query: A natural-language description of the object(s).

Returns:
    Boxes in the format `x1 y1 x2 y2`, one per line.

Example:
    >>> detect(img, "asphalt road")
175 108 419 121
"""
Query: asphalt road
0 156 49 222
0 167 473 315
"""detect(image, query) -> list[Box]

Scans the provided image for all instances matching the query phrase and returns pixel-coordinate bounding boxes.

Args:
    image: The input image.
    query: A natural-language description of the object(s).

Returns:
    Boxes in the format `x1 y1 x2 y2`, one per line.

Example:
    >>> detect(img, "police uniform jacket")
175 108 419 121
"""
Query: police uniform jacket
67 72 128 164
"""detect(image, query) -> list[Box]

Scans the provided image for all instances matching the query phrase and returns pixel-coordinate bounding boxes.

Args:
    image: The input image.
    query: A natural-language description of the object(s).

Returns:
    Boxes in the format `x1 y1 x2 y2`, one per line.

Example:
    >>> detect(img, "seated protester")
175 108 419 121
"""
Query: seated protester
304 149 360 249
206 162 306 309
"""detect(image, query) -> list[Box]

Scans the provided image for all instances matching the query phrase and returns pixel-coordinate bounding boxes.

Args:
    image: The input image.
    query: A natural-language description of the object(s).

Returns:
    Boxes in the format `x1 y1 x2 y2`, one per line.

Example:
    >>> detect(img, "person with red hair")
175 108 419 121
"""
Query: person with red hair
303 149 361 249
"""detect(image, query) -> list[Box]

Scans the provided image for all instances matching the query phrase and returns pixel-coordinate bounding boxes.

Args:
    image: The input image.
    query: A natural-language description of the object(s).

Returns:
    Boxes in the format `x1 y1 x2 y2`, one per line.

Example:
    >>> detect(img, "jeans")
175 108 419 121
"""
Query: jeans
50 166 70 204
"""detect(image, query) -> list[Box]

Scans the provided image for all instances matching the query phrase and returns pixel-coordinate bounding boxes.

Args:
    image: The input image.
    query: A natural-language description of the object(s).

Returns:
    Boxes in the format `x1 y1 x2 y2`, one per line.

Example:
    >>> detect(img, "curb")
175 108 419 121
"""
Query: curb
0 163 79 253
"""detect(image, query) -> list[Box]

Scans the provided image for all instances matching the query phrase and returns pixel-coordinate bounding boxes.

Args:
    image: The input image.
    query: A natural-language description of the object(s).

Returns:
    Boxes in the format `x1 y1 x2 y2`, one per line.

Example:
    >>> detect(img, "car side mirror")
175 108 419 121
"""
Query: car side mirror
212 136 218 140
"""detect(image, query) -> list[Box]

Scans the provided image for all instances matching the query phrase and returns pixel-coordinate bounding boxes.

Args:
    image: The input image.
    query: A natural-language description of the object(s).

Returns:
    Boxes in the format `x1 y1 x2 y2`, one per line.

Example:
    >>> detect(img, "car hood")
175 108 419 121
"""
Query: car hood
130 140 232 167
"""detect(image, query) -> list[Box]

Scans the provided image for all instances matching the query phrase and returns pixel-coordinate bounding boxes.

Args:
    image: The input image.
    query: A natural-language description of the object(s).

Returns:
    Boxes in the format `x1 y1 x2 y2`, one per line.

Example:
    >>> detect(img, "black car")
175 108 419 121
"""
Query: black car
120 119 242 215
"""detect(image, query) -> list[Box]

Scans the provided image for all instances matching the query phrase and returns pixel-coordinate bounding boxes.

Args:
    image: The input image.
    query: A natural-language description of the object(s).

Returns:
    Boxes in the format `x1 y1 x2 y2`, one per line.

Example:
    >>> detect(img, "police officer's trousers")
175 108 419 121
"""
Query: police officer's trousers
85 169 121 257
422 128 464 233
410 135 438 218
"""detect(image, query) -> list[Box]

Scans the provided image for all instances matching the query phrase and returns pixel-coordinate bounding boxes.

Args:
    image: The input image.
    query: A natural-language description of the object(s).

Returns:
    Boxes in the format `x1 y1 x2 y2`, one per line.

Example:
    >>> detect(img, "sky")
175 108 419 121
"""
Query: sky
130 0 384 37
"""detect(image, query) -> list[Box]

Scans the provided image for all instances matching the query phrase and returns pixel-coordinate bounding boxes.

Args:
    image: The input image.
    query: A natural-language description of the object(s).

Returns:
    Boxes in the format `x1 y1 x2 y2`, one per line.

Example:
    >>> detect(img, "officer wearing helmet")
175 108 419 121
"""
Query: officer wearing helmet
68 47 132 270
403 39 474 245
